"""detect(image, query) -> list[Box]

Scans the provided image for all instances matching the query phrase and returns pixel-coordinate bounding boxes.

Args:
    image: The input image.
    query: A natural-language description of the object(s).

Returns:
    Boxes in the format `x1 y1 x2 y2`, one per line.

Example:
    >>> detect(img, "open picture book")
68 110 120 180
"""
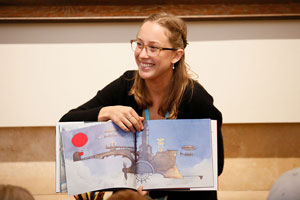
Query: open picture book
56 119 218 196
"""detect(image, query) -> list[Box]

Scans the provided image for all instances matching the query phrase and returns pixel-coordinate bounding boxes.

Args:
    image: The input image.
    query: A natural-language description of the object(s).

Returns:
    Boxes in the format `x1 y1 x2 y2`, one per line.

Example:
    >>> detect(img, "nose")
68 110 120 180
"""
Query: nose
139 46 149 58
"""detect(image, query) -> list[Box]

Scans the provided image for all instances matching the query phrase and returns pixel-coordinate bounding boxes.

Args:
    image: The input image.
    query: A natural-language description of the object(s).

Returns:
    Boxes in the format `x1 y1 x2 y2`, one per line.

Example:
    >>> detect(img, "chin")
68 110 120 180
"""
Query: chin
138 68 155 80
138 70 151 80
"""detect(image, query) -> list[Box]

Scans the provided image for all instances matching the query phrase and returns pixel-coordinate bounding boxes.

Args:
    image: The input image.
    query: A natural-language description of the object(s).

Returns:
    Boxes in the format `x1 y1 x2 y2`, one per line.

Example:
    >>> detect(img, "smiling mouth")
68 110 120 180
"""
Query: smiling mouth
140 63 154 68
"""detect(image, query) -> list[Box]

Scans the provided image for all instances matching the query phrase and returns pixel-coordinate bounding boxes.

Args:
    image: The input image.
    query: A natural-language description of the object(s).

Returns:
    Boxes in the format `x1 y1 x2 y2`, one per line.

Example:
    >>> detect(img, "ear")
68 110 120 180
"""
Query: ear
171 49 184 64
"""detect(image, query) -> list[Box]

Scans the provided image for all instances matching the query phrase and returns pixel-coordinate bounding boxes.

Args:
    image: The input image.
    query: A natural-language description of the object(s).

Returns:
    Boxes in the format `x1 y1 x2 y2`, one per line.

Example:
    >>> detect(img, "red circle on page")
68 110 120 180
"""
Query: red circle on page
72 132 88 147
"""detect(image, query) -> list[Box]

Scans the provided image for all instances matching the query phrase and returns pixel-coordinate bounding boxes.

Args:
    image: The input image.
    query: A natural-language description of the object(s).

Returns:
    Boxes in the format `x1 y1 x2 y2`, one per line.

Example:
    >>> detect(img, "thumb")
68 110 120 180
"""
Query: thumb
137 185 148 196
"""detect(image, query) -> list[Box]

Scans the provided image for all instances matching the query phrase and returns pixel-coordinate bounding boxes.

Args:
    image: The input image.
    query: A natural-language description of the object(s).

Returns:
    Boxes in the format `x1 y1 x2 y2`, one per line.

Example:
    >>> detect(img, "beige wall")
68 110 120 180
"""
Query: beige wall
1 20 300 126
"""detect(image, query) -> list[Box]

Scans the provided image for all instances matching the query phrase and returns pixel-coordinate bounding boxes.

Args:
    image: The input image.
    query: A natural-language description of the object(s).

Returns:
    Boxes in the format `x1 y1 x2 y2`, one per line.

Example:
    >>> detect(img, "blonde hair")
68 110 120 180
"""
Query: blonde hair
0 185 34 200
129 13 193 118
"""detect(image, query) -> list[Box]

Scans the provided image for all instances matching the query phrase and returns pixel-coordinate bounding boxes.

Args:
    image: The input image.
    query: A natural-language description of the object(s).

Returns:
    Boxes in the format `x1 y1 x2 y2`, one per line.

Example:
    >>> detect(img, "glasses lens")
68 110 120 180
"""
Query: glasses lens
146 46 160 57
130 40 160 56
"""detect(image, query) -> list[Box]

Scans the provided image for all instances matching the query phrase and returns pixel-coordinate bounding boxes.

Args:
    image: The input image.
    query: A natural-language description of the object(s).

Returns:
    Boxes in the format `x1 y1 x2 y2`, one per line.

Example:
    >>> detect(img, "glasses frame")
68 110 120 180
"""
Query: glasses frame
130 39 177 57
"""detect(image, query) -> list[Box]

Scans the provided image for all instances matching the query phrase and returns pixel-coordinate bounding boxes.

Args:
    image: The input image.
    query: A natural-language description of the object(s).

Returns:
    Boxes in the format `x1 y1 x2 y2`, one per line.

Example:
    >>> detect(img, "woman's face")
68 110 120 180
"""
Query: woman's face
135 21 179 82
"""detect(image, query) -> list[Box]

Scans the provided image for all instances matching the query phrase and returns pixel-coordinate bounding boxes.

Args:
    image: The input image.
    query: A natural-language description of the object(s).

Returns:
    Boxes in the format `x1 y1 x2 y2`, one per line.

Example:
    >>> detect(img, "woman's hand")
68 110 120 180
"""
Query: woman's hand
137 185 148 196
98 106 144 133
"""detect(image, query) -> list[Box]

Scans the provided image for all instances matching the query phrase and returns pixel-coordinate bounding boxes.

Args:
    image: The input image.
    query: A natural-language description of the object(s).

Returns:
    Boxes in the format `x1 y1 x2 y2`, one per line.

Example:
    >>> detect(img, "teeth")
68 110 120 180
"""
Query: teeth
141 63 153 68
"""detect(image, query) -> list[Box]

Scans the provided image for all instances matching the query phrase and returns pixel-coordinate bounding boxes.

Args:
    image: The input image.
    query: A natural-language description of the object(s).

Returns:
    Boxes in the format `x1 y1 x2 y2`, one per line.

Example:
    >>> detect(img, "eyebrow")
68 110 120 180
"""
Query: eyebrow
136 38 162 46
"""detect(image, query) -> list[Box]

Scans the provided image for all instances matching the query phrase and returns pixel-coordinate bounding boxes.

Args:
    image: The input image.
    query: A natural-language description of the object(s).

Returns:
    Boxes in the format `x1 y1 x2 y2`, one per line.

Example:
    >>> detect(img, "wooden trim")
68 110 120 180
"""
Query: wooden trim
0 2 300 23
1 123 299 162
223 123 300 158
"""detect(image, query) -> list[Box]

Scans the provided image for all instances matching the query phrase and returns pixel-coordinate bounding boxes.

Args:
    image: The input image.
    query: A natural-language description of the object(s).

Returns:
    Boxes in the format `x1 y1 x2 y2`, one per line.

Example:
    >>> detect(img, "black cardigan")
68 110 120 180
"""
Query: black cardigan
60 70 224 199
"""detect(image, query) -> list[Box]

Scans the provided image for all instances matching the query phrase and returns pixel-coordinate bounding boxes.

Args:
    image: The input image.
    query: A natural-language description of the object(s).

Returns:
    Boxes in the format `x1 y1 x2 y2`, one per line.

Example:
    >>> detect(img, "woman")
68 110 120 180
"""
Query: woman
60 13 224 200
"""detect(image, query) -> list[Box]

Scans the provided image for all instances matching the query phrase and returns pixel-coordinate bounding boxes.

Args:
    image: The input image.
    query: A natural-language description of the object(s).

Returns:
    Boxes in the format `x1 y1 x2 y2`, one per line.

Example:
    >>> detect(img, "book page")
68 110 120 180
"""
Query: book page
191 120 218 190
56 121 101 193
61 122 136 195
135 119 216 190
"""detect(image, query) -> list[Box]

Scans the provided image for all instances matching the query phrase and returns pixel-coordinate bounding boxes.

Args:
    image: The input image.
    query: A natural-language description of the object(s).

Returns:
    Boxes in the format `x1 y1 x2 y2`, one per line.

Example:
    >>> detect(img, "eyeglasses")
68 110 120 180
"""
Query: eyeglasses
130 40 177 57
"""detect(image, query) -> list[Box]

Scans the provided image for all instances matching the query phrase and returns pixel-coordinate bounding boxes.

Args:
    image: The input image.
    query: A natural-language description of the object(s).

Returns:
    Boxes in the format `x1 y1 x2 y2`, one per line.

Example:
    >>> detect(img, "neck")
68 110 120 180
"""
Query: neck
145 72 172 102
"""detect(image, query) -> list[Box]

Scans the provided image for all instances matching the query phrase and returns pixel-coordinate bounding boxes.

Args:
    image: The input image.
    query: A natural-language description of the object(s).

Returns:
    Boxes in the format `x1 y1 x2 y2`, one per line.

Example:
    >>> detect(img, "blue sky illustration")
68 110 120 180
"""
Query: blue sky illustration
63 123 134 157
136 119 212 175
62 122 135 175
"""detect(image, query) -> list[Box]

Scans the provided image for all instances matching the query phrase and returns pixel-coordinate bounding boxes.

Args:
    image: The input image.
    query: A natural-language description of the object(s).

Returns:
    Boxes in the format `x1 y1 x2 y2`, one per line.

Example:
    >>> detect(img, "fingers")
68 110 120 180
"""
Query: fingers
137 185 148 196
128 111 144 132
123 113 143 133
123 116 137 133
100 106 144 133
115 120 130 132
